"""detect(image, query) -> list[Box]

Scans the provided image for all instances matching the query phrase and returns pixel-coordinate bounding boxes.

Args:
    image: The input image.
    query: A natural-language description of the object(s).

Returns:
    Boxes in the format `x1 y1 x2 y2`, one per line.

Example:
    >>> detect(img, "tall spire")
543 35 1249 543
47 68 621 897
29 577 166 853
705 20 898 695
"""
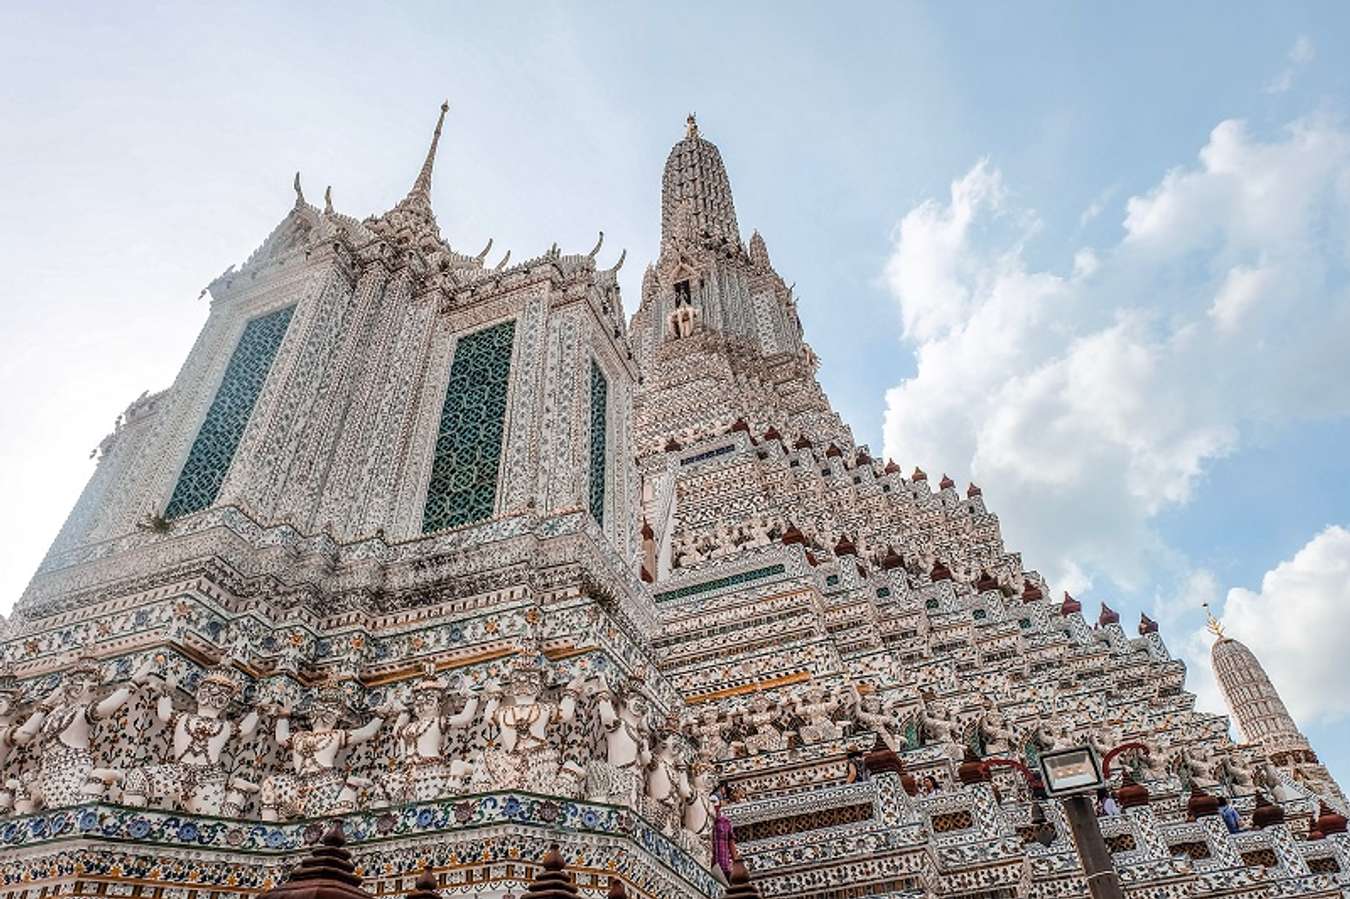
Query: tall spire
661 113 740 249
408 100 449 204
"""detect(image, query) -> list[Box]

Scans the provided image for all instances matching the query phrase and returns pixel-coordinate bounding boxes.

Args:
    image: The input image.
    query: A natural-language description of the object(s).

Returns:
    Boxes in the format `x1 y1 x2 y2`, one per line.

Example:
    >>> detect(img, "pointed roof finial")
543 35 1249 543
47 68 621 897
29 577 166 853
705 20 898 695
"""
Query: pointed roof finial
293 171 304 206
323 185 334 215
1203 603 1225 639
686 112 698 139
408 100 449 203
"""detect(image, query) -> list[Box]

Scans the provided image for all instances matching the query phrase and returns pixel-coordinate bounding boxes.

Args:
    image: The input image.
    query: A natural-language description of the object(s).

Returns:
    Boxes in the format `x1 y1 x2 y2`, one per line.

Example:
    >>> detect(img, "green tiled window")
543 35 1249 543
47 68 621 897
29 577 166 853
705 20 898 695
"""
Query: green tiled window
422 320 516 533
164 305 294 519
588 360 608 526
653 564 786 603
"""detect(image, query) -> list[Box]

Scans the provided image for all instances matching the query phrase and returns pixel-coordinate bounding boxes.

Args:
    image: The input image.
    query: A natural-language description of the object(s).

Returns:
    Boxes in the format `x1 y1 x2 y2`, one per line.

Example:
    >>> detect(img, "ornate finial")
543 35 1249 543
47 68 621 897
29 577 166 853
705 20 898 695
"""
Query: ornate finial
607 248 626 274
409 101 450 202
587 231 604 259
1203 603 1225 639
495 249 512 270
475 237 493 261
686 112 698 139
293 172 304 205
407 867 441 899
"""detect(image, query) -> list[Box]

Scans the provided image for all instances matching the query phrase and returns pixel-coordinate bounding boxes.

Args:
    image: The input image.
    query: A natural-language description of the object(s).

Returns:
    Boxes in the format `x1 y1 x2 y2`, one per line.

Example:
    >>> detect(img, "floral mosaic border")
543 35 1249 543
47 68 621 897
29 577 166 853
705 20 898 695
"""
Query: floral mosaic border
0 791 720 896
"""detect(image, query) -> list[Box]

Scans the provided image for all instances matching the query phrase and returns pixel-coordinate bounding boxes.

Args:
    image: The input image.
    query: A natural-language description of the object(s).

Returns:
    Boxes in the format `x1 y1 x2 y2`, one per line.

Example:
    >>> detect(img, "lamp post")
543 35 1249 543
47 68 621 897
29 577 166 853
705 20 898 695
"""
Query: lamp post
1039 746 1125 899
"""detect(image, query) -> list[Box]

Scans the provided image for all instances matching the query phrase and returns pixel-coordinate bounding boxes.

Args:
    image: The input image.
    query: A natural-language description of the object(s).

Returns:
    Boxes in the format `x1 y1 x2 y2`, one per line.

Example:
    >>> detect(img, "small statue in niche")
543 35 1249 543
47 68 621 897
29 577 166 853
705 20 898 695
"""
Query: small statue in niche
976 700 1018 756
855 691 906 751
920 703 960 748
122 659 261 816
688 706 733 762
741 693 784 754
10 651 153 808
383 664 480 805
259 677 389 821
794 683 844 744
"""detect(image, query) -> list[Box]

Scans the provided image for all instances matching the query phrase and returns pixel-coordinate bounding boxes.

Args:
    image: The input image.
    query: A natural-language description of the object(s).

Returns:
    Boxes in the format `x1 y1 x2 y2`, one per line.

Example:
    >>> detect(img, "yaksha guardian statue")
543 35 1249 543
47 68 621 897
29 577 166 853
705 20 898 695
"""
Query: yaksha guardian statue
976 699 1018 756
679 759 717 864
123 659 260 816
10 651 153 809
0 671 22 813
260 678 388 821
472 652 586 795
586 674 652 808
854 690 908 751
383 664 480 805
644 716 692 836
794 682 845 744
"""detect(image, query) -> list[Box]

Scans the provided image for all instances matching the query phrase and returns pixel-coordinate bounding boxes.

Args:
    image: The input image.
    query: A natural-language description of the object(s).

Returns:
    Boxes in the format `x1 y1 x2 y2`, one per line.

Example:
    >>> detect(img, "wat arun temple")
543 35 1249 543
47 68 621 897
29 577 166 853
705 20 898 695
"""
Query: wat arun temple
0 106 1344 899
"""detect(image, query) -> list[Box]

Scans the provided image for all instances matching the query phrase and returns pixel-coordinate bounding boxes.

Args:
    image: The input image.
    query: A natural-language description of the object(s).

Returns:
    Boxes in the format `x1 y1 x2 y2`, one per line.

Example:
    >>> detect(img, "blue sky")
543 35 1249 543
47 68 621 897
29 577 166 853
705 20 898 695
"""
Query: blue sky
1 3 1347 784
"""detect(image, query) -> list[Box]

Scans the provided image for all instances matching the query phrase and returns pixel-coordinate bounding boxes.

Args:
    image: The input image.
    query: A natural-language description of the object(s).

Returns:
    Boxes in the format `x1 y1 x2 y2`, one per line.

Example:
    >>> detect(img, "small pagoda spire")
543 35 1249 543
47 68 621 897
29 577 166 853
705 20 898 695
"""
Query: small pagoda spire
522 843 579 897
405 101 449 206
257 821 372 899
724 856 765 898
406 868 442 899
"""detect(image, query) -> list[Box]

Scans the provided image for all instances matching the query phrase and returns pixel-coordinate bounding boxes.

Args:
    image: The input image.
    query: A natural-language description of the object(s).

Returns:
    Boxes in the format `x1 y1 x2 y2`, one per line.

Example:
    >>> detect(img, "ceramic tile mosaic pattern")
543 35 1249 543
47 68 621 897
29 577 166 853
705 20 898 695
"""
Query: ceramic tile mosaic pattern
422 319 515 533
4 109 1347 899
164 305 294 519
589 360 608 526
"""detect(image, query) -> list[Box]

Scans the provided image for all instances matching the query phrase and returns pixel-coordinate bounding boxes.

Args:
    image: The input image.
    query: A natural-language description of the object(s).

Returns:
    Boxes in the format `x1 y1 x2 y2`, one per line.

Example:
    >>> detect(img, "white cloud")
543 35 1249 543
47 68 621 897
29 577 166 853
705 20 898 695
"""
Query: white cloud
1153 568 1220 628
1290 35 1316 65
881 116 1350 593
1265 35 1315 94
1186 526 1350 727
1209 264 1277 332
1079 185 1118 226
882 159 1007 342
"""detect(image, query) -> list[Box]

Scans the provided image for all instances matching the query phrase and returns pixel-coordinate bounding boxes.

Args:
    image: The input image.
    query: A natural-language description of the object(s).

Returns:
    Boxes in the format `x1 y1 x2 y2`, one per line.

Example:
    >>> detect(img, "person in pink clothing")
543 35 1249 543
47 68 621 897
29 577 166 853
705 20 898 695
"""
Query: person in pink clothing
711 794 736 880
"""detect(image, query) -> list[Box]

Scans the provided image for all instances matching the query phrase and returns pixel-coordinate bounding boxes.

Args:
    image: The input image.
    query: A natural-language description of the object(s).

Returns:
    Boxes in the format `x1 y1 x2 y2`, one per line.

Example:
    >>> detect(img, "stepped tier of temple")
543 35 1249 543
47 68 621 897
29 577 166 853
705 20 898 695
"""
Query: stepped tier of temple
0 107 1342 899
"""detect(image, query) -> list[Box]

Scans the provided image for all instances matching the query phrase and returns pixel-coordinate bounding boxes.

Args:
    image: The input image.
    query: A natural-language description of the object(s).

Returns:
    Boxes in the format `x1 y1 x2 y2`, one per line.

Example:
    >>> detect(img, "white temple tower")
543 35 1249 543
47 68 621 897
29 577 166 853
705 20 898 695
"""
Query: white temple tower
1207 607 1345 803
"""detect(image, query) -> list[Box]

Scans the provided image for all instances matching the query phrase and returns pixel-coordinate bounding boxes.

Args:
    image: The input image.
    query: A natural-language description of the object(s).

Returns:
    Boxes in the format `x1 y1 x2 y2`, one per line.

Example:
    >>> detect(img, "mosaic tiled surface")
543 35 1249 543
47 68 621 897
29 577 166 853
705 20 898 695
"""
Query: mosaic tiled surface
589 359 608 526
164 305 294 519
5 111 1347 899
422 319 515 533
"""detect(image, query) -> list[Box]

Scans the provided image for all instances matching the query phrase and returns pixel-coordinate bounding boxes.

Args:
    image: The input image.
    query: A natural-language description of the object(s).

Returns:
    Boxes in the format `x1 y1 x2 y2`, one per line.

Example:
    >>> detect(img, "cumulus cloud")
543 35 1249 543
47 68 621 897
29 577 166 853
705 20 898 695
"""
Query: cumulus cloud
1153 568 1220 628
1265 36 1315 94
881 116 1350 593
1185 526 1350 727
